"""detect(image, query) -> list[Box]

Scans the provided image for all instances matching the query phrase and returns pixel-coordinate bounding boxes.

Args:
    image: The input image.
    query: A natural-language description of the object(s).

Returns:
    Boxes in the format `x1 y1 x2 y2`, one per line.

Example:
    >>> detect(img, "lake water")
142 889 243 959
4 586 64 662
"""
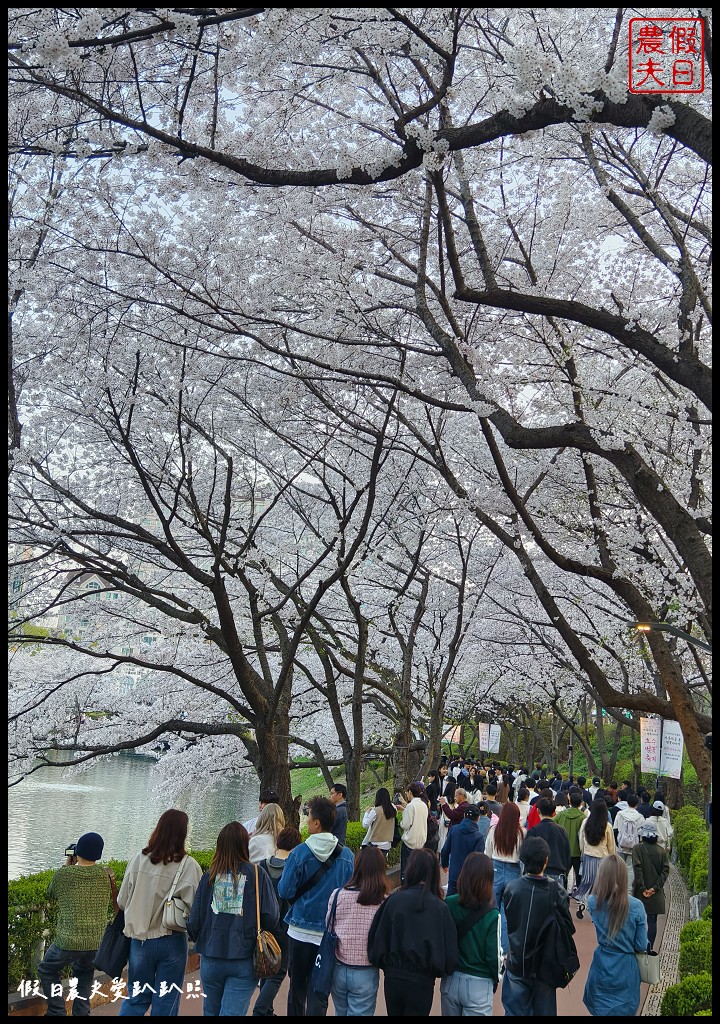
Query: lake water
7 754 261 880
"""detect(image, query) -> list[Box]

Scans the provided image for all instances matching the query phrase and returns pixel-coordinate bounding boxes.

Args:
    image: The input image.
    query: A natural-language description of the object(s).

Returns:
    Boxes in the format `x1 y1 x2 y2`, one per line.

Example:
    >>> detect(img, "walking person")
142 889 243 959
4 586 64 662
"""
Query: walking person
648 800 674 851
328 784 349 846
515 787 531 828
251 827 303 1017
360 787 397 857
557 788 587 892
437 779 457 852
575 798 616 912
277 796 354 1016
501 835 577 1016
117 809 202 1016
396 782 429 883
328 846 388 1016
583 854 649 1015
441 804 487 896
368 848 458 1015
187 822 279 1016
441 852 501 1016
614 792 645 894
38 832 117 1016
425 771 441 816
527 796 572 889
485 801 525 954
249 803 285 864
632 819 670 952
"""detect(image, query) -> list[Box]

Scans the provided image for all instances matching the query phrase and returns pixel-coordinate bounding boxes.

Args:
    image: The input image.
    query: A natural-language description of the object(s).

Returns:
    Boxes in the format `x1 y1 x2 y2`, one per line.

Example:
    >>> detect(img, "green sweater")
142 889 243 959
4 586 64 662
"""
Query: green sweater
47 865 112 951
445 895 502 982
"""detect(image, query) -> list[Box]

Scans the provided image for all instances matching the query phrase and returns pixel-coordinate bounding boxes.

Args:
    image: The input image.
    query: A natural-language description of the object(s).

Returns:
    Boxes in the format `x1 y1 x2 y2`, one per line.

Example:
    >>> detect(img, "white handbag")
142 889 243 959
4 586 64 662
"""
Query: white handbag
162 856 189 932
635 950 661 985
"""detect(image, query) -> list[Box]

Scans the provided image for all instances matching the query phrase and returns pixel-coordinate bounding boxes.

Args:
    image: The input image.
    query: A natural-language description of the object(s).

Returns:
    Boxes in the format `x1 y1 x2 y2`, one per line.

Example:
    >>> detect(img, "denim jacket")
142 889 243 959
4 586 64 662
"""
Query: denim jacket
277 835 354 937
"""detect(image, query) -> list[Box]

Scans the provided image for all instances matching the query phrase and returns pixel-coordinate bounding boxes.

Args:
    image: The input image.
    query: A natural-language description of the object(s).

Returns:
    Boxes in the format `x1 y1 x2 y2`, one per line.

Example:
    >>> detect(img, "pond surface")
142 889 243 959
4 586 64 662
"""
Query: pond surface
7 753 260 880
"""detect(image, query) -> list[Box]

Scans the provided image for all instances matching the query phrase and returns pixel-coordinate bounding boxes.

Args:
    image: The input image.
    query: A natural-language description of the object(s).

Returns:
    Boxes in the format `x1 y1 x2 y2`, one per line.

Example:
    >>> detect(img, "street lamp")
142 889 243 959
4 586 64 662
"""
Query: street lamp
628 620 712 654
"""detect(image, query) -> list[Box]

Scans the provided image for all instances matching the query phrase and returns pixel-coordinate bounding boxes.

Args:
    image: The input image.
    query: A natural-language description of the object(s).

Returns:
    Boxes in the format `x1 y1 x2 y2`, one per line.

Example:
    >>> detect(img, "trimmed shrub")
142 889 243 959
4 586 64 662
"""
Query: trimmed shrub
680 919 712 944
694 1010 712 1016
660 973 712 1016
679 936 712 980
689 834 709 894
700 903 712 920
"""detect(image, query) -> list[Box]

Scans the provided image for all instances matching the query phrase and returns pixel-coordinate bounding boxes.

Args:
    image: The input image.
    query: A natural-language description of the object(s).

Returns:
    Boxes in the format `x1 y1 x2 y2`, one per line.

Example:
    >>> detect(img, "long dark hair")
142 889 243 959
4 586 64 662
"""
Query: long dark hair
344 846 389 906
493 802 523 857
143 808 189 865
208 822 250 891
456 852 495 910
375 787 397 820
444 779 457 803
402 848 443 899
584 798 611 847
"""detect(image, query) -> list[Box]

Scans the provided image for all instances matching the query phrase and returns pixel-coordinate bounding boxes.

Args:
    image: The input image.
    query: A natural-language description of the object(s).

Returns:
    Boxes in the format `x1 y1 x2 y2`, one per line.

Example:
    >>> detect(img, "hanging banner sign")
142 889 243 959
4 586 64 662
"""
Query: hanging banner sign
478 723 501 754
443 724 463 745
640 717 662 773
658 719 684 779
640 717 684 778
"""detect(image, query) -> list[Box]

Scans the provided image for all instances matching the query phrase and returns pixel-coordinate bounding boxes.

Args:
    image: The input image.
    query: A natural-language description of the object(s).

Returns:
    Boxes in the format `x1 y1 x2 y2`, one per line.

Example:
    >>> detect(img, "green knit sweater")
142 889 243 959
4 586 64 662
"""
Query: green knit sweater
47 865 112 951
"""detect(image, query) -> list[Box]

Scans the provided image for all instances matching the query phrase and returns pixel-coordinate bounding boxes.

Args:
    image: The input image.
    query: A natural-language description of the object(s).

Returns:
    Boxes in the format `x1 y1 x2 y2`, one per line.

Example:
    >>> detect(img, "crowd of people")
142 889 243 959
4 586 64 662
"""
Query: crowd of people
37 759 673 1016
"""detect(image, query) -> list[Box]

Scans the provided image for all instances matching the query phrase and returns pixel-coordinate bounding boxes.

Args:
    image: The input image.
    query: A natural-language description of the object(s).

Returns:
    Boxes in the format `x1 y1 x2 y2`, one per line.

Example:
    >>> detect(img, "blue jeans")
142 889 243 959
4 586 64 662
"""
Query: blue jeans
200 955 256 1016
441 971 494 1016
119 932 187 1016
330 961 379 1016
492 860 521 953
501 970 557 1016
38 944 95 1016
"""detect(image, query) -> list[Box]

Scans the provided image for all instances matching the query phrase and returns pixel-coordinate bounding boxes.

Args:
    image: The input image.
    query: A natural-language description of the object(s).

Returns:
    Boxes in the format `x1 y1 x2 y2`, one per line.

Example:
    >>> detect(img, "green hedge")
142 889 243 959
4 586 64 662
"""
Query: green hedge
679 935 712 980
660 972 712 1016
670 808 709 894
9 824 399 988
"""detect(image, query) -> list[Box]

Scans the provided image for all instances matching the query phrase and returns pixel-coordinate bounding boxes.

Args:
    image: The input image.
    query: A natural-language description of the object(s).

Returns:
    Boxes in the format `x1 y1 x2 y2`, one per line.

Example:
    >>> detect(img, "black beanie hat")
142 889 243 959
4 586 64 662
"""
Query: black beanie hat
75 832 104 861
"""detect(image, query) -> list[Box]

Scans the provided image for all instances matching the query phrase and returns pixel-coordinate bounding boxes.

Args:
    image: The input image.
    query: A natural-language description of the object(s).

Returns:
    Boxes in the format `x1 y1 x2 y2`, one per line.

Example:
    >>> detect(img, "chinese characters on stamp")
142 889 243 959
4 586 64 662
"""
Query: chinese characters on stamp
629 18 705 94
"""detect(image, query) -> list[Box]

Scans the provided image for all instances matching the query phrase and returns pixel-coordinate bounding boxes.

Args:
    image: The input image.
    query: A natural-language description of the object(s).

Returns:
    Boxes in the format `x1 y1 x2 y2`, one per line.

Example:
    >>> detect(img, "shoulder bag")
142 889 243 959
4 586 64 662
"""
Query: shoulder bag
635 949 660 984
162 856 190 932
252 864 283 978
528 879 580 989
93 909 131 979
311 887 341 996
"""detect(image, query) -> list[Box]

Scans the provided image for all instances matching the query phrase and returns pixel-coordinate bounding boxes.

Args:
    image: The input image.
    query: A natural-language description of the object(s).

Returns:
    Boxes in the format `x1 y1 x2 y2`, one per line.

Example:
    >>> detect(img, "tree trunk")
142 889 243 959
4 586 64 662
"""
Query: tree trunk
255 712 299 828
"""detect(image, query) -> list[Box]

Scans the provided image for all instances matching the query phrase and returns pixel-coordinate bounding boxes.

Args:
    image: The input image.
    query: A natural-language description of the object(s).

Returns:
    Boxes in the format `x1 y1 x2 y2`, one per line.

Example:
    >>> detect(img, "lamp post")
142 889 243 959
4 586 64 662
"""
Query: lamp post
628 620 712 654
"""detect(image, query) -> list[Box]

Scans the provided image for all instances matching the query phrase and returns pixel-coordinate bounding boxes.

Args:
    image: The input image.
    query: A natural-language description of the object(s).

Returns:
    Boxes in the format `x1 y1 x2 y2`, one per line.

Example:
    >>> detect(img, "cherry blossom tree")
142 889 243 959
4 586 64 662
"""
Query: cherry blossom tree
8 8 712 798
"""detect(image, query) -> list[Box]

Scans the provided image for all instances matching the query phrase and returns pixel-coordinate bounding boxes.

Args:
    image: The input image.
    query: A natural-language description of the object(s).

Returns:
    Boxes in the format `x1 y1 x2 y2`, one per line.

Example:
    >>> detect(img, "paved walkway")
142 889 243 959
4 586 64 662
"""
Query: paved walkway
88 873 675 1017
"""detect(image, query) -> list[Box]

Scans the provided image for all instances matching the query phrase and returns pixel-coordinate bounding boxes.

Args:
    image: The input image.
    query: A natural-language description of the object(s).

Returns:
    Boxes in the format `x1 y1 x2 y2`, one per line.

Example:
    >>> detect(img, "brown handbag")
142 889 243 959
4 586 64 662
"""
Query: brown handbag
252 863 282 978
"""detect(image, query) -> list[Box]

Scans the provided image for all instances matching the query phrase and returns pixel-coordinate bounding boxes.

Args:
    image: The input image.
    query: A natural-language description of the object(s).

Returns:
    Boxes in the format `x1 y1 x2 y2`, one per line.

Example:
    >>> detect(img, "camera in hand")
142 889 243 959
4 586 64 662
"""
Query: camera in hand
393 793 403 804
65 843 77 859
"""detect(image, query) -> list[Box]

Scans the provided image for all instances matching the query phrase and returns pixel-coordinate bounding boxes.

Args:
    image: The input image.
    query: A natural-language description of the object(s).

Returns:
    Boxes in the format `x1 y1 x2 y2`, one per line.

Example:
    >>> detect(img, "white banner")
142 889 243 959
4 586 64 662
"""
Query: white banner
658 719 684 779
478 723 501 754
640 717 662 773
640 717 685 778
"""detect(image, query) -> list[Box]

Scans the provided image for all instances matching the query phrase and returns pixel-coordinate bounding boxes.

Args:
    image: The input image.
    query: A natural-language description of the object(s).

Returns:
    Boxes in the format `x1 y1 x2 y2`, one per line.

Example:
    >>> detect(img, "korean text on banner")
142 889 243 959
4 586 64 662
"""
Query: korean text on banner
640 717 662 773
658 719 684 779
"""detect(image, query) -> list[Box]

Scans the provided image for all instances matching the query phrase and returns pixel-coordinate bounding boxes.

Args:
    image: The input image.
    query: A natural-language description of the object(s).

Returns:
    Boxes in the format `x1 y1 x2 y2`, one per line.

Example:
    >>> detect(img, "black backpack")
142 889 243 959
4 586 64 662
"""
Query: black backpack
527 879 579 989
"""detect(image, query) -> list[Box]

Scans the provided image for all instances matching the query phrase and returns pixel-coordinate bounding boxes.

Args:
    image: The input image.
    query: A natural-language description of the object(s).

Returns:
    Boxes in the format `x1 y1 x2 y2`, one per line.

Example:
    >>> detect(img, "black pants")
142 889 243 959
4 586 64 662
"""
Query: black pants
570 856 581 889
384 971 435 1015
647 913 658 951
286 937 328 1016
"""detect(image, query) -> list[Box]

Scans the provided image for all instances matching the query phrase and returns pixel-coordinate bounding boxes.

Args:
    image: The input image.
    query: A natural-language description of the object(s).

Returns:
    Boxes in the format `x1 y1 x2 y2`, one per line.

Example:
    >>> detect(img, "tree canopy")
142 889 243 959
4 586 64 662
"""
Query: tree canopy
8 8 712 811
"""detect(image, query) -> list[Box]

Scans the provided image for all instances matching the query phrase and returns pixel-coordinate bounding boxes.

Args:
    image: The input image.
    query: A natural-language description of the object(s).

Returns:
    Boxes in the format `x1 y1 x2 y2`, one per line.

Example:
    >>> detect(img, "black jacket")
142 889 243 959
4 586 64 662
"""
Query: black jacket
368 885 458 977
425 780 440 813
527 819 572 877
504 874 575 978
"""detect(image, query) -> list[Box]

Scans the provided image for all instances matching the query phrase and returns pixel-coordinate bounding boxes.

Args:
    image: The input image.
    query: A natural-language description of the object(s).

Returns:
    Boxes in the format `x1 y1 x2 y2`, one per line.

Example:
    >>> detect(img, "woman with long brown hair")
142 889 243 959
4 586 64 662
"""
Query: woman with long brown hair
441 852 501 1016
187 821 279 1015
328 845 389 1016
582 854 648 1015
118 809 202 1016
575 797 617 912
368 848 458 1016
484 801 525 955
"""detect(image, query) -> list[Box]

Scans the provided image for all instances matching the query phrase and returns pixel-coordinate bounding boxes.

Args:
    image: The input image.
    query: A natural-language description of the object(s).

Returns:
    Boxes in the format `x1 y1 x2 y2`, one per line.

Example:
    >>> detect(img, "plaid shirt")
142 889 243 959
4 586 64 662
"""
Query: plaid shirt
327 888 385 966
